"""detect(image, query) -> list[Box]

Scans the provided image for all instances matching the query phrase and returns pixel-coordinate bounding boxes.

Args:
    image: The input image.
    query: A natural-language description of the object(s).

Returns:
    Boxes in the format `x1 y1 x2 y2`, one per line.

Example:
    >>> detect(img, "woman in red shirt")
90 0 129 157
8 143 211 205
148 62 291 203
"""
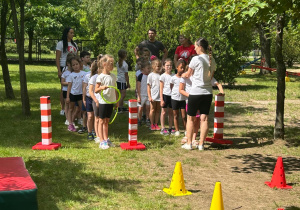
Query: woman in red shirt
174 35 197 67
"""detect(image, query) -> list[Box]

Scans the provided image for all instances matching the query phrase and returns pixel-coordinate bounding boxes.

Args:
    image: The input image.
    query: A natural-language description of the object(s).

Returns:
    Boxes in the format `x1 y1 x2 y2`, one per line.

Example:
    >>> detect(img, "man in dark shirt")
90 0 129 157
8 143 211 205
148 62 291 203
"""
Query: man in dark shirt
135 28 168 62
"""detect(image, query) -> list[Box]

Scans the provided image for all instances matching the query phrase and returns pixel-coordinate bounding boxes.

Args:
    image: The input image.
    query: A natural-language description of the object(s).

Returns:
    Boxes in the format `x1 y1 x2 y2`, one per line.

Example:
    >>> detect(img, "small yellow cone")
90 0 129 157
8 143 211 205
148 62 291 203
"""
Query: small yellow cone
163 162 192 196
210 182 224 210
285 76 290 82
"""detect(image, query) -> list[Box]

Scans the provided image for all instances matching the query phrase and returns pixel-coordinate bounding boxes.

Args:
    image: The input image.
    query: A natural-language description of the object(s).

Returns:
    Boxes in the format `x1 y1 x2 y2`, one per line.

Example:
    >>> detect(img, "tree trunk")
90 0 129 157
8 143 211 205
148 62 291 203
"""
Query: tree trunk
274 13 286 139
1 0 15 99
10 0 31 116
28 28 33 64
258 22 272 74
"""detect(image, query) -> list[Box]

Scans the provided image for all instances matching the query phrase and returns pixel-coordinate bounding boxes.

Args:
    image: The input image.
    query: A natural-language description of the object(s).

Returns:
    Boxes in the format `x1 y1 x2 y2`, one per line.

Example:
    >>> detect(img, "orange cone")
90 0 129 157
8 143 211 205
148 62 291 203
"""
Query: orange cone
265 157 292 189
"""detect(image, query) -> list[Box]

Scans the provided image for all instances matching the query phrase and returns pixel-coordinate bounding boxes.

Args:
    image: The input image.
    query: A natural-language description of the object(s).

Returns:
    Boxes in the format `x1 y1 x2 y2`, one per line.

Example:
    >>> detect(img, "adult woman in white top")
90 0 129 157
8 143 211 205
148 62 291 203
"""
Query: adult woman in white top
56 27 78 115
182 38 216 150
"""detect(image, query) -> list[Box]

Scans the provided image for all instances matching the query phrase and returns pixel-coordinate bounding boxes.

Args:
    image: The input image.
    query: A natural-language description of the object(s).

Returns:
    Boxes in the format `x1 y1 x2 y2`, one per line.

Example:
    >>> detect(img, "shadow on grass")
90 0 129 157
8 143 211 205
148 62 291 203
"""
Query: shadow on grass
27 157 140 210
225 153 300 175
285 207 300 210
222 84 270 91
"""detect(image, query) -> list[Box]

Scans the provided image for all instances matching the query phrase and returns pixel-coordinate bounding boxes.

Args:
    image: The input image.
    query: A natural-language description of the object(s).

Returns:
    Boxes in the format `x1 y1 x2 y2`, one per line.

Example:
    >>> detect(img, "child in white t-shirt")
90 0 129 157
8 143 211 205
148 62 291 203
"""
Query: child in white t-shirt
147 59 162 131
117 49 130 113
66 56 86 132
159 58 175 135
95 55 118 149
170 59 187 136
80 51 91 72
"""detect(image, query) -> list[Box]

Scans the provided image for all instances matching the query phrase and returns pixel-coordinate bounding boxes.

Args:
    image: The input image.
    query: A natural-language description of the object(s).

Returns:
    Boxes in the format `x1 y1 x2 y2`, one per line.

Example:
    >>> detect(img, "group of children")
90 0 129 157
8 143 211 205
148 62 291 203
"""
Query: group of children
60 47 224 150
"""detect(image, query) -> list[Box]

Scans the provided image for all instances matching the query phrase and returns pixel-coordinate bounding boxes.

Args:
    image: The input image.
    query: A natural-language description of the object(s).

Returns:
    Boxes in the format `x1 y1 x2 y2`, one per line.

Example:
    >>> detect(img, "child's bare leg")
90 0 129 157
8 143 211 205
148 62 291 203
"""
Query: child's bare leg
68 102 75 124
94 116 99 137
160 108 166 128
168 108 174 128
119 89 126 108
173 110 179 131
146 105 150 120
181 108 187 130
98 118 105 141
87 112 94 133
103 118 109 140
64 99 69 121
149 102 155 125
154 102 160 125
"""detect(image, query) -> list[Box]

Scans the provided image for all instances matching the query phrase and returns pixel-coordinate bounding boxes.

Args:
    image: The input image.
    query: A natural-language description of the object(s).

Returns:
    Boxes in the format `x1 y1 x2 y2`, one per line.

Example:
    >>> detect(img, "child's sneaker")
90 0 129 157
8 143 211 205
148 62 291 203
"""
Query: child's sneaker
94 137 100 143
138 120 142 126
72 123 79 129
99 141 109 149
155 124 160 130
150 124 156 131
160 128 169 135
87 133 94 141
169 128 176 135
92 130 96 137
65 120 69 125
78 127 87 134
60 110 65 116
192 140 199 147
107 138 114 147
198 144 204 151
174 131 180 136
68 124 76 132
146 119 151 126
77 118 83 125
181 143 192 150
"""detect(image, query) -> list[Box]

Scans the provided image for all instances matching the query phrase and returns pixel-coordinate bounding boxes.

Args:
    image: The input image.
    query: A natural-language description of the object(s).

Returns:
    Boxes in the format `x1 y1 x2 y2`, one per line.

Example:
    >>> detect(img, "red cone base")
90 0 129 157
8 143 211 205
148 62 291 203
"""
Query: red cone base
205 137 233 145
120 142 146 150
32 142 61 150
265 157 292 189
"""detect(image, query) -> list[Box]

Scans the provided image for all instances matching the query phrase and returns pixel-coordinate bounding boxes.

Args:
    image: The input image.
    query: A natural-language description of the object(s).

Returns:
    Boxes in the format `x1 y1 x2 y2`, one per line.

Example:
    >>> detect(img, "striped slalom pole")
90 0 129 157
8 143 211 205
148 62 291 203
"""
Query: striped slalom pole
120 99 146 150
32 96 61 150
206 94 233 145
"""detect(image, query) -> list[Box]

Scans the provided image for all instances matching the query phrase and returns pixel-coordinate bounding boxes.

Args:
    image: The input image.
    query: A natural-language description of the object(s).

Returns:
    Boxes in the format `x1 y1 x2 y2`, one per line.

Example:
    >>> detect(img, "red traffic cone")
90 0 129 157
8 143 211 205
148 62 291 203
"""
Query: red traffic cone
265 157 292 189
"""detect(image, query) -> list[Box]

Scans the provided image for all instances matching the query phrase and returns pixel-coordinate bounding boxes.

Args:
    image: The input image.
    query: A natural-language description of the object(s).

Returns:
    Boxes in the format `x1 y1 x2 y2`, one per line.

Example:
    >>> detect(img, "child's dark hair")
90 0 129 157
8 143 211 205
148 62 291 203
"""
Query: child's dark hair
176 58 187 68
195 37 212 66
163 58 172 66
80 50 91 58
118 49 127 68
69 55 81 72
139 47 151 57
61 27 77 53
140 60 151 70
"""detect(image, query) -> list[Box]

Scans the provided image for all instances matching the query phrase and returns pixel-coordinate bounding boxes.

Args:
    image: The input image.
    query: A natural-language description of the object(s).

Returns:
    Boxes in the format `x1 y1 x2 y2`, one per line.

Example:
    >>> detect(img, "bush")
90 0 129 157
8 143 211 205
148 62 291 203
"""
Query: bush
4 40 51 54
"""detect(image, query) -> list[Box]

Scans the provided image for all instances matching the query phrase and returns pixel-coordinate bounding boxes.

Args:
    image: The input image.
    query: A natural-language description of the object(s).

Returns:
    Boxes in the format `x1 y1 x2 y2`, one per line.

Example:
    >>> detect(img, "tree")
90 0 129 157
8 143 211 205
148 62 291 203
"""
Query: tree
283 21 300 67
0 0 15 99
10 0 30 115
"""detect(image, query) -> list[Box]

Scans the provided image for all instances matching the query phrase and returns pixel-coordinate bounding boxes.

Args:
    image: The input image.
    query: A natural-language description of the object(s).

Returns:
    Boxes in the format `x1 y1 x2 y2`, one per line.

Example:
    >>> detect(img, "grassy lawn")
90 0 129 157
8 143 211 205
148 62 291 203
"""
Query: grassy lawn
0 64 300 209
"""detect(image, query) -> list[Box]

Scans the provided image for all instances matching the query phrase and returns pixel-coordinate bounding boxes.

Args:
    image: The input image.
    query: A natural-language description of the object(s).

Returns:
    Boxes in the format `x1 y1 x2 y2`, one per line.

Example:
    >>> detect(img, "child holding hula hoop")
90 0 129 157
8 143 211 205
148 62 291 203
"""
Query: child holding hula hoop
95 55 118 149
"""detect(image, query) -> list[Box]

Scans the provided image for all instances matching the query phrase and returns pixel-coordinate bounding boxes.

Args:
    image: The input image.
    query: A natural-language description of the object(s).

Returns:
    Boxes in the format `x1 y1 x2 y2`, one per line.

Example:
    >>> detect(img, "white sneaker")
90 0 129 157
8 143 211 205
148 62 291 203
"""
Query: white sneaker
94 137 100 143
174 131 180 136
181 143 192 150
99 141 109 149
65 120 69 125
77 118 83 125
72 123 79 129
60 110 65 116
198 144 204 151
184 131 187 136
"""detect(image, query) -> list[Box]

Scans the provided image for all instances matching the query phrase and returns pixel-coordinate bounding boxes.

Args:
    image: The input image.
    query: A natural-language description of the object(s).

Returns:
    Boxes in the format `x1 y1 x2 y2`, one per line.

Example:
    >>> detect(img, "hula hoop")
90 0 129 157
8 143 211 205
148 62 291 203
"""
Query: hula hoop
100 86 121 124
100 86 121 104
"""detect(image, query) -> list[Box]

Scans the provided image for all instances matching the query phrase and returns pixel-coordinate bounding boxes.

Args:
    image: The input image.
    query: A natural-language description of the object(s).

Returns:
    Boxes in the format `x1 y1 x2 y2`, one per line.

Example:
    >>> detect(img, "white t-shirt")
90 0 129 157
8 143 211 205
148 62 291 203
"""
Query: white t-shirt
83 73 91 97
89 74 100 102
61 70 71 91
66 71 86 95
56 41 78 67
170 75 186 101
189 54 216 95
211 77 218 86
96 73 117 104
180 76 193 102
147 72 160 101
117 61 128 83
159 73 174 96
137 73 148 97
83 65 90 73
136 70 141 78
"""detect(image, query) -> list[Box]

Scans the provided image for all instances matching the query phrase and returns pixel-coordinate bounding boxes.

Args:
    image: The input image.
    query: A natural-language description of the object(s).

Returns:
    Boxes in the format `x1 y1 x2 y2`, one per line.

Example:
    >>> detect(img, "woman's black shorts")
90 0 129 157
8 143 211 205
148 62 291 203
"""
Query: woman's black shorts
187 94 212 116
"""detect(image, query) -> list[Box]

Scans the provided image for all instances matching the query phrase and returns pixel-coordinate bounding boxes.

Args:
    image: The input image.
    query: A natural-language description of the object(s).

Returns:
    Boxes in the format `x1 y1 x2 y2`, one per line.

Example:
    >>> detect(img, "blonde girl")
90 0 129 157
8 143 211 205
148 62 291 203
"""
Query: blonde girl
147 59 162 130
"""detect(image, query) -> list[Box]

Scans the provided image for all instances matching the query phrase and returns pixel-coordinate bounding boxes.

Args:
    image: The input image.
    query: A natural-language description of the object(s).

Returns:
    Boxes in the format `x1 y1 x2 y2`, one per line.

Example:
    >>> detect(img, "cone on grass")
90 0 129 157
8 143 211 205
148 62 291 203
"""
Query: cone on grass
163 162 192 196
210 182 224 210
265 157 292 189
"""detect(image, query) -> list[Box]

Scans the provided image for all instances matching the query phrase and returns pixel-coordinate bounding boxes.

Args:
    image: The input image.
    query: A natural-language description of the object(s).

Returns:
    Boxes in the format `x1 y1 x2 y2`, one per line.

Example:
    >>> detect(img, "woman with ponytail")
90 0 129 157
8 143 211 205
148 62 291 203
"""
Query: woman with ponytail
181 38 216 150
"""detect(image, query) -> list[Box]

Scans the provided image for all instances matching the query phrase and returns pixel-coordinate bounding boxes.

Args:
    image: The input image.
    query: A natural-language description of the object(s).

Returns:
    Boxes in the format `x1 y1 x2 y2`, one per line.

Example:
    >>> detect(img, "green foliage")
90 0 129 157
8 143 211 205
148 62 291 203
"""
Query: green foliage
5 41 51 54
283 21 300 67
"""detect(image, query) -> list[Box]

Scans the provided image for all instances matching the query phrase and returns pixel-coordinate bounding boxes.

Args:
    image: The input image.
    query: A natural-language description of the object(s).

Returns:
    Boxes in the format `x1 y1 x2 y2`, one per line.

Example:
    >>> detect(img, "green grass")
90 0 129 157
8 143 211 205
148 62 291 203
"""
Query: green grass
0 65 300 209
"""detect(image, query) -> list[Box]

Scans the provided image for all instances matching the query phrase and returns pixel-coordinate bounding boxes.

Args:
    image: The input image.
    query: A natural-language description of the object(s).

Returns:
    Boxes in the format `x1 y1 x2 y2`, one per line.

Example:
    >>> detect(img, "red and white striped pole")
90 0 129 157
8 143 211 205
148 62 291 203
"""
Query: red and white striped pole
206 94 233 145
32 96 61 150
120 99 146 150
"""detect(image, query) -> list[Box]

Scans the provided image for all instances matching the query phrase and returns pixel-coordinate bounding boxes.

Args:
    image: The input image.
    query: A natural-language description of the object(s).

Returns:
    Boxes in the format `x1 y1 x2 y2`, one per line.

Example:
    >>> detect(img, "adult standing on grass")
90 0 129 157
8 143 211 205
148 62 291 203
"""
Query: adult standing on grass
181 38 216 151
135 28 168 62
174 35 197 67
56 27 78 115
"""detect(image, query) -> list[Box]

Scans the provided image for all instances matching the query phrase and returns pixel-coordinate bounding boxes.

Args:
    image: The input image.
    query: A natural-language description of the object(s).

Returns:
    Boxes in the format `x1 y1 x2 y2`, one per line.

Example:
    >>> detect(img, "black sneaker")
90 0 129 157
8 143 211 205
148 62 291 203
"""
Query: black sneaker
78 127 87 134
118 107 123 113
87 132 94 140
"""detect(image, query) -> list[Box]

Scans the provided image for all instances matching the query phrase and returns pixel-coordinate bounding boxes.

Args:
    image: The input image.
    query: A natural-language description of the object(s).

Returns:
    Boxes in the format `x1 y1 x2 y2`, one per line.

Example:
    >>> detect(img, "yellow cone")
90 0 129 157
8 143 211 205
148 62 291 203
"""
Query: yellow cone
163 162 192 196
210 182 224 210
285 76 290 82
